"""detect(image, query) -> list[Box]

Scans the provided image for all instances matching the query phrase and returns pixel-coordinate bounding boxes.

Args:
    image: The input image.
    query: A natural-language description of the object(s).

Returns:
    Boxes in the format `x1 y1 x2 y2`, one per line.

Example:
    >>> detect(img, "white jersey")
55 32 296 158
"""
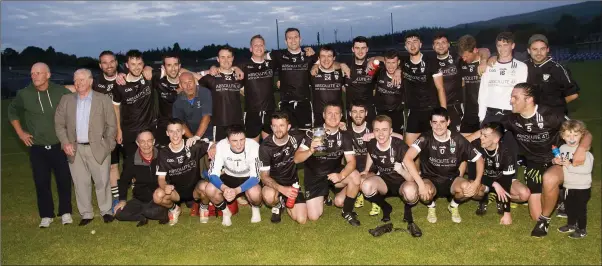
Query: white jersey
209 138 260 178
478 58 528 121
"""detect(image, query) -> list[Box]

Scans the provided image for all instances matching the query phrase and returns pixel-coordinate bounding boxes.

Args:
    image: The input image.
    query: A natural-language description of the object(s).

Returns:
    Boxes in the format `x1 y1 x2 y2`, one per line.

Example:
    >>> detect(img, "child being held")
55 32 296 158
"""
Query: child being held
554 119 594 239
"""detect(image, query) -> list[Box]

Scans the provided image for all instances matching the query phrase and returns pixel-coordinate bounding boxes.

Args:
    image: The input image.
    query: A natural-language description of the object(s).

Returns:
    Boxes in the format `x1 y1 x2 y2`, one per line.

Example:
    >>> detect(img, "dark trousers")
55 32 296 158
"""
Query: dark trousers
566 188 591 230
115 198 168 222
29 144 72 218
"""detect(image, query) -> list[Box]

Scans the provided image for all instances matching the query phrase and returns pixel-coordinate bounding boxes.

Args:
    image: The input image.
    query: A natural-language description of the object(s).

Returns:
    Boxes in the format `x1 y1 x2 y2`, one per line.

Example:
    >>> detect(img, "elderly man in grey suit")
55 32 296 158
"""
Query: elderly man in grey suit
55 68 117 226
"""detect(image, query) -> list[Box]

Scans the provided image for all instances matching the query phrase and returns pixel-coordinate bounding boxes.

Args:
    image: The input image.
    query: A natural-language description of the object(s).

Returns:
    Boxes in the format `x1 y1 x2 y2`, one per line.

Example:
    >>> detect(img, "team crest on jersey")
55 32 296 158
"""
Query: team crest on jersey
450 140 456 154
448 57 453 64
334 72 339 80
496 162 500 168
420 67 425 73
185 147 191 158
140 79 145 85
543 74 550 81
337 140 342 147
538 122 544 129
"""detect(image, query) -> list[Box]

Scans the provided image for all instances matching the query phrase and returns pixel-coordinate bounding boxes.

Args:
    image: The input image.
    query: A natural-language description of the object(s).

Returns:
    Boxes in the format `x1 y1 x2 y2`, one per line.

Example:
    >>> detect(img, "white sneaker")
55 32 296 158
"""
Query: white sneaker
61 213 73 225
199 207 209 224
221 206 232 227
168 205 181 226
427 207 437 224
39 217 53 228
448 204 462 224
251 206 261 223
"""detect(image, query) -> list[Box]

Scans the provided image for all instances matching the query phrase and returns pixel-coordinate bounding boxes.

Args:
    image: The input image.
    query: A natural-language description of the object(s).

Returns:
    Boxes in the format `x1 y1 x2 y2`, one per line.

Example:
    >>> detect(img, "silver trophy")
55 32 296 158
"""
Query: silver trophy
307 127 328 157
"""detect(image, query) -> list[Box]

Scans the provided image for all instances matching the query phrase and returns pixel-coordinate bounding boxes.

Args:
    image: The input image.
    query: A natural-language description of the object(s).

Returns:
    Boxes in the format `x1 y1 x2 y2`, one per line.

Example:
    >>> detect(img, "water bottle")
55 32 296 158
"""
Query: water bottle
552 145 561 158
286 182 300 209
367 59 380 76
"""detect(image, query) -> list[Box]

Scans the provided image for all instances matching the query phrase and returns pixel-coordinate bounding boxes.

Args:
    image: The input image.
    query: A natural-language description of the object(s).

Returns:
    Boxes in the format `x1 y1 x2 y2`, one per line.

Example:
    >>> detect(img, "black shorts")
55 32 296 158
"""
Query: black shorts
447 103 464 133
212 125 229 142
110 144 124 165
376 108 405 134
221 174 251 189
279 100 313 130
174 185 195 202
383 178 405 197
303 165 345 200
245 110 273 138
425 177 454 198
460 113 480 134
524 161 552 194
480 175 514 193
406 108 433 134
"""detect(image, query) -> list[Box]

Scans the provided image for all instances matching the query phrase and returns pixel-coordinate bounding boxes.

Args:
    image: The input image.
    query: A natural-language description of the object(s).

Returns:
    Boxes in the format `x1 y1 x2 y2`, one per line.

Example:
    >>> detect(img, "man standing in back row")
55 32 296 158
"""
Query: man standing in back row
267 28 318 131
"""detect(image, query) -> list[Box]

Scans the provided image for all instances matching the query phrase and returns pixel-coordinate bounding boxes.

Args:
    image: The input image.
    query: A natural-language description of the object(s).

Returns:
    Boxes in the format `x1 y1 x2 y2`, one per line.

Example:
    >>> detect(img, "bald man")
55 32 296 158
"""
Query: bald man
55 68 117 226
7 62 75 228
172 72 212 140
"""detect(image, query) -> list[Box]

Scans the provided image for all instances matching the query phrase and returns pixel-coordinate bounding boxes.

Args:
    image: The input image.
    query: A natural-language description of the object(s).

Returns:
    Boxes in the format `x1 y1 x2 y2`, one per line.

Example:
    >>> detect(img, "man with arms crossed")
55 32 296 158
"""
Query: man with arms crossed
403 107 484 224
153 119 214 225
361 115 423 237
259 112 307 224
205 125 262 226
294 102 362 226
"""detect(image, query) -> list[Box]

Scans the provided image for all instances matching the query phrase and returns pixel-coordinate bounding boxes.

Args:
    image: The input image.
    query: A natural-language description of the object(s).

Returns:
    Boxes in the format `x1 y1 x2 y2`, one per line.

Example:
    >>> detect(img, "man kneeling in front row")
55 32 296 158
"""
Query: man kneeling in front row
360 115 423 237
205 125 262 227
114 130 169 226
153 119 214 226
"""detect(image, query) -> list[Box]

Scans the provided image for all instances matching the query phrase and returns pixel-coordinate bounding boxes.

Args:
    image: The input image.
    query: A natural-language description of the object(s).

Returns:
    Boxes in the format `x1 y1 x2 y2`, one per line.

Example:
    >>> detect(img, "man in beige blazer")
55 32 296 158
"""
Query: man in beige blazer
55 68 117 226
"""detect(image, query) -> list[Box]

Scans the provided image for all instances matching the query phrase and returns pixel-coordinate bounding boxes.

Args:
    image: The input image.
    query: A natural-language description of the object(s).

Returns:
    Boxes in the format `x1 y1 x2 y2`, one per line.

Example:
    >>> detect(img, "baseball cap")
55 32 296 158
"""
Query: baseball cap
528 34 548 46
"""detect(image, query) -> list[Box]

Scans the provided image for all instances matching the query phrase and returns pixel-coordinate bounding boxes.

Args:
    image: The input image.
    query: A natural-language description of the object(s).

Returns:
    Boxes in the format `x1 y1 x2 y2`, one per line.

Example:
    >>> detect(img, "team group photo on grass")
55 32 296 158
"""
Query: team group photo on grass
1 1 600 265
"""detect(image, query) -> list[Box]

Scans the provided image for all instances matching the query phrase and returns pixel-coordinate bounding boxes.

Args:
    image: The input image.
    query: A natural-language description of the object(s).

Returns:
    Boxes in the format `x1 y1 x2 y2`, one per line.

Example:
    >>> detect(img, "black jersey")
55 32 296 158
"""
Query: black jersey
156 140 211 190
258 134 303 186
153 71 180 125
350 123 371 172
299 129 355 177
367 137 409 184
345 59 375 106
198 72 244 126
412 130 481 181
92 74 117 99
500 105 566 164
437 54 463 105
374 68 404 111
473 139 516 182
402 53 442 109
268 49 318 101
112 75 155 133
240 59 275 112
311 68 344 114
459 60 481 116
526 57 579 113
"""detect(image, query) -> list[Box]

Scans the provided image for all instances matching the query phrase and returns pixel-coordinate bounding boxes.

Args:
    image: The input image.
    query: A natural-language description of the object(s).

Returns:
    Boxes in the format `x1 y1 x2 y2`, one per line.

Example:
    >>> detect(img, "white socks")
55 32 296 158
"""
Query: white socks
221 206 232 227
251 206 261 223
